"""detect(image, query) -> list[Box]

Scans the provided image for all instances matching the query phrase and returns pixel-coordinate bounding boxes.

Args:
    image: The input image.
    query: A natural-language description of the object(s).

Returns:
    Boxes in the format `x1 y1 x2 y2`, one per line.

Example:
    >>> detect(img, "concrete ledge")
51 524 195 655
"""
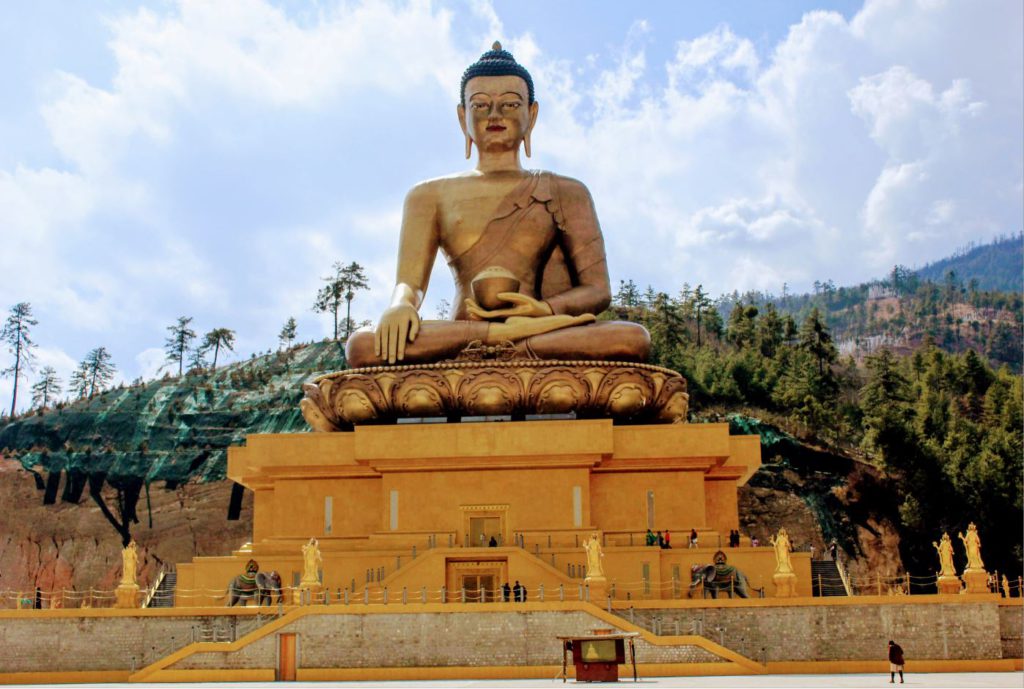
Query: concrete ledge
610 593 1004 609
765 659 1022 675
0 670 129 685
130 669 274 683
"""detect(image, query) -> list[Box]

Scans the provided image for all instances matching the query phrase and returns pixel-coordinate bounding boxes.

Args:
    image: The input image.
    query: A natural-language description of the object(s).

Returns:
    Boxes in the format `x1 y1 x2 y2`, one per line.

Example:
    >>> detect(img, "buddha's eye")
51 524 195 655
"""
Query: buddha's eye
501 102 521 111
471 102 489 110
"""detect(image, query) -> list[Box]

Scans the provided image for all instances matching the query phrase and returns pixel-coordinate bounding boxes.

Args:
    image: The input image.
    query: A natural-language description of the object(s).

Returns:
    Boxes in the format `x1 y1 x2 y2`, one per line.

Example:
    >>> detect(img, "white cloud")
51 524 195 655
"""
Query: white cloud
0 0 1020 390
668 25 759 92
849 67 984 160
528 0 1020 292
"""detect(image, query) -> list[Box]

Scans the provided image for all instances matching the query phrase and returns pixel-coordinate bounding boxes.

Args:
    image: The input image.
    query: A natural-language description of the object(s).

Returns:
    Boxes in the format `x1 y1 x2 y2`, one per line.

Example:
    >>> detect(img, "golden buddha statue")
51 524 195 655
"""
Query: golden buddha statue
345 42 650 367
302 44 686 430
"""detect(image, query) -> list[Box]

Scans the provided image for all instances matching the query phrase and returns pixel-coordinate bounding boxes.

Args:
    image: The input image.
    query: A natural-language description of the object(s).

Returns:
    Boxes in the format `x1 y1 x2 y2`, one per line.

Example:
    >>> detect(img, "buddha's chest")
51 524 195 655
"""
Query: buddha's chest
437 182 557 260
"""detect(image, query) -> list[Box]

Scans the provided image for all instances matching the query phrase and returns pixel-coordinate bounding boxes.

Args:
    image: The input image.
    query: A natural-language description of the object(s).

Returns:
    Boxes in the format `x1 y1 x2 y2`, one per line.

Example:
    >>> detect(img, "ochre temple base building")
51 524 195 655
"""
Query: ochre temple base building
177 418 810 604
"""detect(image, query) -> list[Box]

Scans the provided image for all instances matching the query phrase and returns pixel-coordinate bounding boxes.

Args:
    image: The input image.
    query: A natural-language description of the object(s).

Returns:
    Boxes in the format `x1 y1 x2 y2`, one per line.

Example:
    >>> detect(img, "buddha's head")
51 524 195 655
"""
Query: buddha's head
458 42 539 159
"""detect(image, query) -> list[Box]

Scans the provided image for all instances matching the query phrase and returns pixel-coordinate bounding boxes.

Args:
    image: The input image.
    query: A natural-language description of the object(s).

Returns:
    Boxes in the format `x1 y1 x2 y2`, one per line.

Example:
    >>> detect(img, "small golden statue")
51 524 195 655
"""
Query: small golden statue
933 532 962 594
1002 575 1011 598
770 527 793 575
770 527 797 598
933 532 956 577
115 539 140 608
301 537 322 586
958 522 989 595
582 532 605 580
120 540 139 586
958 523 985 570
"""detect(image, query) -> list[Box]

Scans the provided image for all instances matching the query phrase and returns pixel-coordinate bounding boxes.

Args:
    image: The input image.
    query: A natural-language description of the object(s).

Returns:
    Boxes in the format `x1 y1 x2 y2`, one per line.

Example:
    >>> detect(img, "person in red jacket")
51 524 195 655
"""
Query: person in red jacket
888 640 905 683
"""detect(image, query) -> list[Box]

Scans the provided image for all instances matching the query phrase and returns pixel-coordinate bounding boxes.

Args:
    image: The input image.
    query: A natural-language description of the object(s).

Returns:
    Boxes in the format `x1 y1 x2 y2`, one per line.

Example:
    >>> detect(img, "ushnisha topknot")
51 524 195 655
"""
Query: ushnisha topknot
460 40 535 105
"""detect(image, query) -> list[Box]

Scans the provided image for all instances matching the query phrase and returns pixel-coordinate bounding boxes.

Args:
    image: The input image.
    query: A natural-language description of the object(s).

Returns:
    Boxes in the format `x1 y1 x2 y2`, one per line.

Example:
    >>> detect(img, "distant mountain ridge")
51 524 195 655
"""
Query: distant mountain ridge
714 235 1023 370
915 233 1022 293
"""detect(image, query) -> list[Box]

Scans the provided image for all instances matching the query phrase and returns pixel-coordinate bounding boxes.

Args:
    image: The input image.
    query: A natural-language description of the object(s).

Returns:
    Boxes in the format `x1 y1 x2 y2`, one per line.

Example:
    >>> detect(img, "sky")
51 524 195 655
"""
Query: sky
0 0 1021 411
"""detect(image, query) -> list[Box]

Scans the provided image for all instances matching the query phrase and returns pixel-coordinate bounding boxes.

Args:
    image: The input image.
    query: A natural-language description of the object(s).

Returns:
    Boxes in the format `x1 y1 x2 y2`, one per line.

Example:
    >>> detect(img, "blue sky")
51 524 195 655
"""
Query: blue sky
0 0 1021 410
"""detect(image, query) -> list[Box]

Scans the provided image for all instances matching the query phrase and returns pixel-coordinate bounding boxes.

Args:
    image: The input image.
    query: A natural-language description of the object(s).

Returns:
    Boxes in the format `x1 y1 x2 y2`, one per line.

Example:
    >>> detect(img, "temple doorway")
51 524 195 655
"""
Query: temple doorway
469 516 501 547
460 504 509 547
445 559 507 602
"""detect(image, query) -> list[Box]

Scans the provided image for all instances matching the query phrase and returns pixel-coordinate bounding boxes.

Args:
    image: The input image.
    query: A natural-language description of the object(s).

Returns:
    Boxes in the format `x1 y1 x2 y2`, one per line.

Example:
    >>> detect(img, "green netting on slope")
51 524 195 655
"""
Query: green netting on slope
726 412 870 557
726 413 859 475
0 341 347 485
727 414 794 449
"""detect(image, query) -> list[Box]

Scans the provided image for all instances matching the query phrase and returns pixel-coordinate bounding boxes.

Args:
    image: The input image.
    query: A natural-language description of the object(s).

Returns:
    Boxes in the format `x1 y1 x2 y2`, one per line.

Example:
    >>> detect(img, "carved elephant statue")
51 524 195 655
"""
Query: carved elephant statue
688 563 750 599
227 571 283 606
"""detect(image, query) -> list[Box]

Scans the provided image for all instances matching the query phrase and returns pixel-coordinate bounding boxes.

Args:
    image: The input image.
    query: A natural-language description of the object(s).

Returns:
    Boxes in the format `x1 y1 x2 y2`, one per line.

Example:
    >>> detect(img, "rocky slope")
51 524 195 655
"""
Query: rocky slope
0 458 252 599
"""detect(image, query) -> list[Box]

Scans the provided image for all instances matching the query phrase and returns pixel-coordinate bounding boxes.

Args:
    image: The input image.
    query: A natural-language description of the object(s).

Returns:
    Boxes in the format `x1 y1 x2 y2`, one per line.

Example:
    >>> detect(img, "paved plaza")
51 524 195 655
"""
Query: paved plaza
22 673 1022 688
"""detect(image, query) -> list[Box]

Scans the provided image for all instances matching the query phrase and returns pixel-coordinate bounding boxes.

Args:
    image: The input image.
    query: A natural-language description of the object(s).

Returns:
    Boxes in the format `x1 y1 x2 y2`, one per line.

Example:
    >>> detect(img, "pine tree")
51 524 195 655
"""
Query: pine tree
1 302 38 416
757 303 784 358
187 345 208 372
165 316 196 376
30 366 61 409
614 280 640 308
279 317 298 349
71 347 116 400
726 303 759 349
201 328 235 370
314 261 370 341
684 285 713 348
798 308 837 376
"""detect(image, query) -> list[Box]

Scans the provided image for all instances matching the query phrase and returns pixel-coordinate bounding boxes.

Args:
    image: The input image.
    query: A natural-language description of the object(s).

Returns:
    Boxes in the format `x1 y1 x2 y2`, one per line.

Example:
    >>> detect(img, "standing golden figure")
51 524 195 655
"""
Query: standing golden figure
933 533 956 578
933 532 961 594
583 532 605 580
770 528 794 575
957 522 990 594
115 540 141 608
958 523 985 571
120 540 139 586
770 527 798 597
301 537 322 586
345 42 650 368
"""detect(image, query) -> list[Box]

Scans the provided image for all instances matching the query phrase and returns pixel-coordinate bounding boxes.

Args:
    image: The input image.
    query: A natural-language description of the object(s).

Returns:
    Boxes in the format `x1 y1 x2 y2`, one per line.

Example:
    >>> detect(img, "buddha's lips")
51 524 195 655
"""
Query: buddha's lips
486 125 506 131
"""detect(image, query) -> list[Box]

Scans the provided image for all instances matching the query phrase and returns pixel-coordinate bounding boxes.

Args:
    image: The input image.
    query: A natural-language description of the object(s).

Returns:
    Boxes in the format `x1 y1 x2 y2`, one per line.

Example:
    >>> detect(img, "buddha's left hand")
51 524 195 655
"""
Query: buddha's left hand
465 292 553 320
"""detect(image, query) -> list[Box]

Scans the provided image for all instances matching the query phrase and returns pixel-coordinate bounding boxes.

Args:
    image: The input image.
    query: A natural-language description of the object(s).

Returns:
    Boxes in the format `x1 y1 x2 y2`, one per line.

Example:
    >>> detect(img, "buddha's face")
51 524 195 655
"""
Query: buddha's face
459 75 538 154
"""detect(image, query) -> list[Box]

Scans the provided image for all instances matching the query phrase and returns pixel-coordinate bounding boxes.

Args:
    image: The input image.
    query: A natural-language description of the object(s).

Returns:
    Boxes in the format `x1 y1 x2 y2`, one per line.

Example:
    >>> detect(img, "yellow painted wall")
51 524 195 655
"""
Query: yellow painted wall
271 477 380 540
591 470 706 534
612 423 731 458
383 467 590 539
704 479 740 535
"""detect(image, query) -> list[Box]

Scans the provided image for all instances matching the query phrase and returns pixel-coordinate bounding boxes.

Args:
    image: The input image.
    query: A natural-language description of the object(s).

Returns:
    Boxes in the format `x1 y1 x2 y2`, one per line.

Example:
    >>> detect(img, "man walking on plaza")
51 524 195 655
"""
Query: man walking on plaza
888 640 905 683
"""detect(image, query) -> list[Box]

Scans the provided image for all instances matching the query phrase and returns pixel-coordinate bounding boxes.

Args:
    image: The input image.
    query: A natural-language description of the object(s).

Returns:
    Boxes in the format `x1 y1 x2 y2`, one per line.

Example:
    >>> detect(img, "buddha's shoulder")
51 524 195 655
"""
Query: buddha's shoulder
404 172 477 201
542 172 593 199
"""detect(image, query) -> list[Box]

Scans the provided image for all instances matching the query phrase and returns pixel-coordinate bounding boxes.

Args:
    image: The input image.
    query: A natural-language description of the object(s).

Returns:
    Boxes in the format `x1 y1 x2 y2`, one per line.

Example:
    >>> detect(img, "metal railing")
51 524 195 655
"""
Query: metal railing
4 572 1021 609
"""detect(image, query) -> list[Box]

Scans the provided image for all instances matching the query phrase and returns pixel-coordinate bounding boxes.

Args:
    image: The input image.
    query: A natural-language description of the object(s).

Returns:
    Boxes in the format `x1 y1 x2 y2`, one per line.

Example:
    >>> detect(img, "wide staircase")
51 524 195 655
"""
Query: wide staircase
811 559 848 596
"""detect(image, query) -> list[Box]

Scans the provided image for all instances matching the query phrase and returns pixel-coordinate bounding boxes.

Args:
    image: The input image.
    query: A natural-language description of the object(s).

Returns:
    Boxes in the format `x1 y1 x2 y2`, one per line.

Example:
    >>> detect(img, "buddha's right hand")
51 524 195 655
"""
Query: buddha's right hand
375 304 421 364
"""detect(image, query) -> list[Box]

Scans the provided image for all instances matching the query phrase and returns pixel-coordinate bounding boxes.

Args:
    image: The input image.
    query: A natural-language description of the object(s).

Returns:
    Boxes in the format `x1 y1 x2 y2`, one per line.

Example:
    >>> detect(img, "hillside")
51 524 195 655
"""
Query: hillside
916 234 1023 293
0 342 345 544
714 237 1023 372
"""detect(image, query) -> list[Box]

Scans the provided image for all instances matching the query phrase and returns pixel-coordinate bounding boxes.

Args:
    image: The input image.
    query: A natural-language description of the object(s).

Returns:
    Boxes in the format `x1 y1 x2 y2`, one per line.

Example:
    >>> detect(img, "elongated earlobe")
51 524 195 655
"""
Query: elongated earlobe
465 135 473 159
524 132 532 158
